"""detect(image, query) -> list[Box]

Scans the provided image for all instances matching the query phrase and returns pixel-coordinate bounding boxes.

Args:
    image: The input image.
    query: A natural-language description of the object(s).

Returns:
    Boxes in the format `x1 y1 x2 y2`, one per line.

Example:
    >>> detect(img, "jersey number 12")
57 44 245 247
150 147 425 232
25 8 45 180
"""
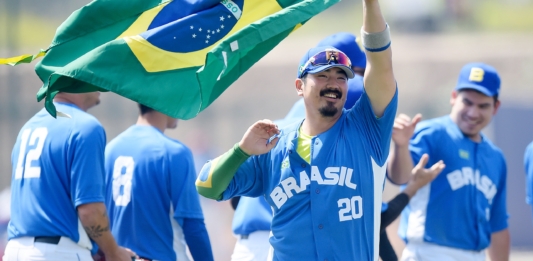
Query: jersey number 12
15 128 48 179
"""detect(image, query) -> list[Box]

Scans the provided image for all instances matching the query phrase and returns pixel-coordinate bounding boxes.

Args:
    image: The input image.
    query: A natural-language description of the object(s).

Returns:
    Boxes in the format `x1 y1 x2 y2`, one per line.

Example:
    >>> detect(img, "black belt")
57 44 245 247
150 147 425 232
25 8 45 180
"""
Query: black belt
34 236 61 244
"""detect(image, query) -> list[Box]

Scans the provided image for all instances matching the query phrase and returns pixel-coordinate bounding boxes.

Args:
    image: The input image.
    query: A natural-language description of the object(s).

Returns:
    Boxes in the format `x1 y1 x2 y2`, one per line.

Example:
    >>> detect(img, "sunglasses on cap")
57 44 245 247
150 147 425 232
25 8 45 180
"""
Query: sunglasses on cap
298 49 352 78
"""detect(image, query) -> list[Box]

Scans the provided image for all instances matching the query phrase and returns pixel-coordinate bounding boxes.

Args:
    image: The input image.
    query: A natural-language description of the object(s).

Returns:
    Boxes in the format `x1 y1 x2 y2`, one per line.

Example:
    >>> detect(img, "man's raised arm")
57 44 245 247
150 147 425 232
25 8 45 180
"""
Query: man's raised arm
361 0 396 117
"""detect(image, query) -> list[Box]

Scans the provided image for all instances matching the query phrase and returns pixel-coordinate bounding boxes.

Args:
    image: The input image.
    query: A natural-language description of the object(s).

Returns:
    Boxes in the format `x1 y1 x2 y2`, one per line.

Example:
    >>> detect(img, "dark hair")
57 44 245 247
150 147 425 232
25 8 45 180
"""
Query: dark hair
138 103 155 115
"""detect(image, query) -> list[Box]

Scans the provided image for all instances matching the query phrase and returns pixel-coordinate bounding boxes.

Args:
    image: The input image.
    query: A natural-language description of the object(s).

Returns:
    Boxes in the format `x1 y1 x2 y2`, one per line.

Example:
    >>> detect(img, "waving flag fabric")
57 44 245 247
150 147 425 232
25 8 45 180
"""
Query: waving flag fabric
29 0 340 119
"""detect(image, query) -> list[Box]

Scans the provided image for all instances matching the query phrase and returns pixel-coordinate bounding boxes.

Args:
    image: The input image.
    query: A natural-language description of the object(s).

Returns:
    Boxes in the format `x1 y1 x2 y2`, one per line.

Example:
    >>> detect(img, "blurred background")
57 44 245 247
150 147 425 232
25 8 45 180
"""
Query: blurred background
1 0 532 260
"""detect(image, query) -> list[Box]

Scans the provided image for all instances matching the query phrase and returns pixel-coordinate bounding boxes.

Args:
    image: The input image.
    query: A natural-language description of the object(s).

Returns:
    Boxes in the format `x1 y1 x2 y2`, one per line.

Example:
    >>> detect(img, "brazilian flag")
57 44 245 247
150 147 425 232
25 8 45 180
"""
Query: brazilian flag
12 0 340 119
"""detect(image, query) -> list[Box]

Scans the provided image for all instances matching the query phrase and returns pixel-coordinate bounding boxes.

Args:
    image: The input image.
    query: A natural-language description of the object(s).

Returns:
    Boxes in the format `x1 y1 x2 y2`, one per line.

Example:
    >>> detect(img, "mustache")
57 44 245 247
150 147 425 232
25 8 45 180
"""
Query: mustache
320 88 342 99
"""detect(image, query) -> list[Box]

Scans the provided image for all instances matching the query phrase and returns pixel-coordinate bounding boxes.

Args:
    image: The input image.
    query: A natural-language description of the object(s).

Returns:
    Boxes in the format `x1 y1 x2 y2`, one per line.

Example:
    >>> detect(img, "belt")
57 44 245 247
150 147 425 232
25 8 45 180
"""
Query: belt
34 236 61 244
240 234 249 239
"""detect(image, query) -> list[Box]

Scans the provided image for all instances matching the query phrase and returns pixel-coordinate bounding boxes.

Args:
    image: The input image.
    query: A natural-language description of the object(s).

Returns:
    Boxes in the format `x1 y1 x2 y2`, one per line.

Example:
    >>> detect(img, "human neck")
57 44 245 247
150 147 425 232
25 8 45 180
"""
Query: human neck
300 111 341 136
465 132 482 143
136 113 167 133
53 95 87 112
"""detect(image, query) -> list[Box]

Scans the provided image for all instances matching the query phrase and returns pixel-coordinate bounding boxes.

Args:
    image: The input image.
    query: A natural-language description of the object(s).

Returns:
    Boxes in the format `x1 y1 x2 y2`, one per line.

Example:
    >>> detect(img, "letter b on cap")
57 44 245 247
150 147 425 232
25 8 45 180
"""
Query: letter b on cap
469 67 485 82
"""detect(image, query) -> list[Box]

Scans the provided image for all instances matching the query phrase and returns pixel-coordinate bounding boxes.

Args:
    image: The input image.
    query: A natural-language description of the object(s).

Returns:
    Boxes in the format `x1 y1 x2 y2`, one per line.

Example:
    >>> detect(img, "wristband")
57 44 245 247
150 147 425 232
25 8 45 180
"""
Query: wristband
360 24 391 52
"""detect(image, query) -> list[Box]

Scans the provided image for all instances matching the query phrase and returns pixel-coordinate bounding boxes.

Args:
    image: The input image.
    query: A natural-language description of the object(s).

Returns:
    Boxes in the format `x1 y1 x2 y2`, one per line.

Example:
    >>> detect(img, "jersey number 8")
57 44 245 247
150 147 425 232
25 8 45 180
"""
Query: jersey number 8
112 156 135 207
15 128 48 179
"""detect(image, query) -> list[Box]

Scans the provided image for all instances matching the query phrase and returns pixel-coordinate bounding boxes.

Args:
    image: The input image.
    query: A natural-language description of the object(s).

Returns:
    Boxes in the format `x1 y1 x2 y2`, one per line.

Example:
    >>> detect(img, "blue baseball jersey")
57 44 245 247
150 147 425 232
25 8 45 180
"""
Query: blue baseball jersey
231 115 307 236
231 77 365 237
219 90 398 261
9 103 105 250
525 141 533 206
399 116 508 251
232 197 272 235
105 125 204 261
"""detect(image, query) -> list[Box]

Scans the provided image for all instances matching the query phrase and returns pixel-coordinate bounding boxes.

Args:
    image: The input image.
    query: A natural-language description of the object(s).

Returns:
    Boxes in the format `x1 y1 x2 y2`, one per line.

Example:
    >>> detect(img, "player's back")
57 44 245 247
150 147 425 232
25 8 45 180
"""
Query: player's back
9 102 105 245
105 125 196 261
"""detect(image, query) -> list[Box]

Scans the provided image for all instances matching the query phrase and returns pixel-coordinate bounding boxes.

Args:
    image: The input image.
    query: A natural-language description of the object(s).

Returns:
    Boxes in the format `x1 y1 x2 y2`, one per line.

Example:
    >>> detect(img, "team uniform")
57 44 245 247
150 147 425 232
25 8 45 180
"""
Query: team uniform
230 76 366 261
399 116 508 260
231 197 273 261
205 89 398 261
5 102 105 261
104 125 212 261
230 114 301 261
524 141 533 223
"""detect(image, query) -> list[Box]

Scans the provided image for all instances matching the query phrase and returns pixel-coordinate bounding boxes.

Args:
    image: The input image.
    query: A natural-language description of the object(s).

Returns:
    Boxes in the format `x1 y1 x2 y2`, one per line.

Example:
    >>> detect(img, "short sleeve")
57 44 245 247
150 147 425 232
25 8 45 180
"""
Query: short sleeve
170 146 204 219
350 87 398 166
489 157 509 232
70 120 106 207
408 125 435 168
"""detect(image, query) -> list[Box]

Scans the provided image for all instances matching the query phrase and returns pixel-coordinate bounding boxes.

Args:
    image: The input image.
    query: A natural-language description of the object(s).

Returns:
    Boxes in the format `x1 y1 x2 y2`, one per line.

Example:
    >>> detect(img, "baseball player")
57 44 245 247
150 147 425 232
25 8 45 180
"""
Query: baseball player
230 32 366 261
104 104 214 261
390 63 510 261
196 0 405 260
4 92 135 261
525 141 533 225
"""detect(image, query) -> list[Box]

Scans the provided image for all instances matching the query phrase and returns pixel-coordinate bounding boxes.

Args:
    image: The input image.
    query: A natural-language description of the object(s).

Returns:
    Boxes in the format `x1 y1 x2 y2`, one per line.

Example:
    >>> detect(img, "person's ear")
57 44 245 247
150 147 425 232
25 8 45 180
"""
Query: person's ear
295 78 304 97
450 90 458 106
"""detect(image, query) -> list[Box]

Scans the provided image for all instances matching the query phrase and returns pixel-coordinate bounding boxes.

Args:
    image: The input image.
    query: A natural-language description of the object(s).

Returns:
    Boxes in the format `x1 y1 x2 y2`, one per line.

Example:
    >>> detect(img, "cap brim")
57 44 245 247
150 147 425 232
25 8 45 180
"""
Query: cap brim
307 64 355 79
456 84 495 97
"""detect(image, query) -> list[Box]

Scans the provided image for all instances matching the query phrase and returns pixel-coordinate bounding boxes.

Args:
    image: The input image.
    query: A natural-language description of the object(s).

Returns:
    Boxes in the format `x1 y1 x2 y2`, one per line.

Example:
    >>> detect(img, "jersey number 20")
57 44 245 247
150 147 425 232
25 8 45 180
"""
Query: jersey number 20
337 196 363 222
15 128 48 179
112 156 134 207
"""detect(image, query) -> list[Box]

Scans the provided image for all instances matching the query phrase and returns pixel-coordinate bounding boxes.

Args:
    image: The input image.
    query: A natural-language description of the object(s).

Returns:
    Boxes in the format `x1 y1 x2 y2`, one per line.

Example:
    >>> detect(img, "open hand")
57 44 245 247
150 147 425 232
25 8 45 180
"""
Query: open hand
392 113 422 147
404 154 445 197
238 119 280 155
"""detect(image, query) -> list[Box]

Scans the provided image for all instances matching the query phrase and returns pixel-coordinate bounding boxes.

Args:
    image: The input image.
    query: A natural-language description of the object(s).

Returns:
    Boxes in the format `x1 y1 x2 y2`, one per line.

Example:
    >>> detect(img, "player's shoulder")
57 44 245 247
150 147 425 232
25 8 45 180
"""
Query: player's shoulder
110 125 187 151
280 119 301 133
43 104 104 138
414 115 450 136
163 136 193 157
481 135 505 158
105 127 131 150
272 120 301 149
64 107 103 132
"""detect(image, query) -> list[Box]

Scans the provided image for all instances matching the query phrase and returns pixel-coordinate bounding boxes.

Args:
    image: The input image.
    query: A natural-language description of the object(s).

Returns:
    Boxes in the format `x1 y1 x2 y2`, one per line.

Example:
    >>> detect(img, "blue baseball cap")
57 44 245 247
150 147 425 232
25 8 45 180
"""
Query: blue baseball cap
455 63 501 97
344 75 364 109
297 46 355 79
316 32 366 69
